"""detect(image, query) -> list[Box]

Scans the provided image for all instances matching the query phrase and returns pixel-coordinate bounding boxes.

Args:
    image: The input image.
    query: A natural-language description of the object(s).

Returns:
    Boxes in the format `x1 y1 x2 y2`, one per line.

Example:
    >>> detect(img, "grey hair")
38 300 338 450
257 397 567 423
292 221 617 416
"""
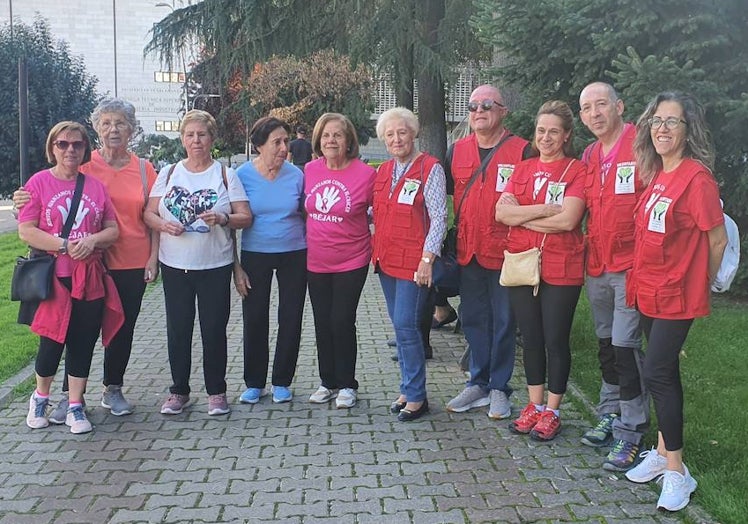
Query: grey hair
376 107 419 140
633 91 715 184
91 98 138 131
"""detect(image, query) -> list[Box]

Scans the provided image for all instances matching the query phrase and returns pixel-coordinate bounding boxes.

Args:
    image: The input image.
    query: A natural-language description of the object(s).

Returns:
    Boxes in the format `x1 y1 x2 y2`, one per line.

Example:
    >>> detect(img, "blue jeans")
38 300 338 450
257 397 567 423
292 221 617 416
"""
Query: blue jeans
378 272 429 402
460 259 515 395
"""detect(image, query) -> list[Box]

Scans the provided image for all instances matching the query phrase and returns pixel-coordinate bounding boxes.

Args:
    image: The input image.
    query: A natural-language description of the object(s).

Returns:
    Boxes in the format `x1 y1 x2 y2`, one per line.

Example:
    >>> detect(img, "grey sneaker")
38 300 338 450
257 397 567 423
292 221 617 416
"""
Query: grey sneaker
48 393 69 425
101 385 133 416
446 385 489 413
487 389 511 419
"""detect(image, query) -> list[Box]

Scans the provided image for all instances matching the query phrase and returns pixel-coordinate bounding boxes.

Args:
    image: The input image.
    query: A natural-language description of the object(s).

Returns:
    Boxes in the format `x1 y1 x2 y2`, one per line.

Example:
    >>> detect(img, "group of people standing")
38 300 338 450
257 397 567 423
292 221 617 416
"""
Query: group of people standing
14 78 726 514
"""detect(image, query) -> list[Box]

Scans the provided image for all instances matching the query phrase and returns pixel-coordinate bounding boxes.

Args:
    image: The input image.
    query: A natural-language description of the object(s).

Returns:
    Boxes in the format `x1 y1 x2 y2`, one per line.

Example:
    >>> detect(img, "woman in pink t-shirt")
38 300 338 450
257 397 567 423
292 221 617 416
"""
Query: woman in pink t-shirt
304 113 376 409
19 121 119 435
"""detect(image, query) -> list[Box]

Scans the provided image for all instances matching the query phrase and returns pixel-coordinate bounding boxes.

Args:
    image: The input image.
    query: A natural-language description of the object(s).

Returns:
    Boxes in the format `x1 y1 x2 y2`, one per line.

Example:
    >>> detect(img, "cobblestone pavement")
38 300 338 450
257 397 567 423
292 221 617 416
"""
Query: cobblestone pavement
0 270 694 523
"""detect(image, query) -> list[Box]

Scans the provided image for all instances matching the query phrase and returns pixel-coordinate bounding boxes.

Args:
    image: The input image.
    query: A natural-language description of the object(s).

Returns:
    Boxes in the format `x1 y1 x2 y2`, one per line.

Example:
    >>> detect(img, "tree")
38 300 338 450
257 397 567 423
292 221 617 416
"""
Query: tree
133 134 185 166
0 17 100 196
472 0 748 294
144 0 489 163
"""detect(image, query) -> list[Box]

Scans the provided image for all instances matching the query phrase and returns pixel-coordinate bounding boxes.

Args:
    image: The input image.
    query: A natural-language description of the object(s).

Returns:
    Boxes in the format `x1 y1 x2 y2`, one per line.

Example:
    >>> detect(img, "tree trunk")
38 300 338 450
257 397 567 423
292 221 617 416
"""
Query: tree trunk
416 0 447 164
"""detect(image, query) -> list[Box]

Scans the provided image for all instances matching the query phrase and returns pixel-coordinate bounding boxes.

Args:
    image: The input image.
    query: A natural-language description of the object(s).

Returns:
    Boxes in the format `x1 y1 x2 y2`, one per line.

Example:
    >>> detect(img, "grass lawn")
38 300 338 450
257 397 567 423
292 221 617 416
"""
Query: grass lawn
0 233 40 383
570 293 748 524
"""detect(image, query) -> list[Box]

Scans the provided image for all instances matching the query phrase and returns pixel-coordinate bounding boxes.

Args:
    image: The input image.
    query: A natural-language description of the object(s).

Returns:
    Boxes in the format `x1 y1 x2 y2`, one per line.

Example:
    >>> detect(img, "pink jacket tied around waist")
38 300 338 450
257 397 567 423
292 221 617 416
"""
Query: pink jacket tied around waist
31 253 124 345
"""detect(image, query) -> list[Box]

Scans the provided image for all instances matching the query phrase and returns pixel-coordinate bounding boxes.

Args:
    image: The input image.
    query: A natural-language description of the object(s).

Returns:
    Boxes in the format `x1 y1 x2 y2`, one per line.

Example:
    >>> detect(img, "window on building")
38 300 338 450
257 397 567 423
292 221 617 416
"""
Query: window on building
154 71 186 83
155 120 180 132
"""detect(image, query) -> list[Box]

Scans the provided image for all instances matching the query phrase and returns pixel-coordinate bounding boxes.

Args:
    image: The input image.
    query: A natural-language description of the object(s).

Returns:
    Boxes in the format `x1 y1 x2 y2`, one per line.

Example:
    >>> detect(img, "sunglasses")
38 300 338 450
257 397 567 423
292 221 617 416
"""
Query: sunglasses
467 99 505 112
54 140 86 151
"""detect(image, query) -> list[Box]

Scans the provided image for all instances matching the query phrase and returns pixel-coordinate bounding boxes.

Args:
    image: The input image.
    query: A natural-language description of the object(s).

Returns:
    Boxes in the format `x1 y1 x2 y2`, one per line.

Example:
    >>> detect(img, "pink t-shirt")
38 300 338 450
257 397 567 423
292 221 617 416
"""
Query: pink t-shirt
19 169 116 277
304 158 376 272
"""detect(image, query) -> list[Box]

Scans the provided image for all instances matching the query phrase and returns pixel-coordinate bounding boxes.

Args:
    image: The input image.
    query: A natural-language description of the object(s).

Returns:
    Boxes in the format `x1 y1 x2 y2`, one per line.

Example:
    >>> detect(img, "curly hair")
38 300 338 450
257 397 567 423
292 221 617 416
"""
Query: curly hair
633 91 714 184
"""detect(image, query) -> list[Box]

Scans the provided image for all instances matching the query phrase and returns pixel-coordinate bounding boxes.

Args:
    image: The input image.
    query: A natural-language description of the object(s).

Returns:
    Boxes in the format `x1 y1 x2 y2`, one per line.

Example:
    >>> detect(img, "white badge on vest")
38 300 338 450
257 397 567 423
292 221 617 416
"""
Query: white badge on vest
495 164 515 192
397 178 421 205
545 181 566 205
647 197 671 233
614 162 636 194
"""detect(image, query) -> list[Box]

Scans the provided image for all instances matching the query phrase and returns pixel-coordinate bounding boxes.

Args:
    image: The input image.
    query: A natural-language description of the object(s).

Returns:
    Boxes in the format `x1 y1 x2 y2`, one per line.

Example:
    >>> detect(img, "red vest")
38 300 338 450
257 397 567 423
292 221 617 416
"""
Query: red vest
372 153 439 280
505 157 587 286
451 132 528 269
627 159 722 319
584 124 645 276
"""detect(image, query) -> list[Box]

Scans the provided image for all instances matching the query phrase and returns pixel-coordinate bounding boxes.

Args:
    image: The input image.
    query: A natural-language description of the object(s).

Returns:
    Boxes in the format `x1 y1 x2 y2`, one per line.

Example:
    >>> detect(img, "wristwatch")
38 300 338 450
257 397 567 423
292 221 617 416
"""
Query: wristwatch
421 256 432 264
58 238 68 255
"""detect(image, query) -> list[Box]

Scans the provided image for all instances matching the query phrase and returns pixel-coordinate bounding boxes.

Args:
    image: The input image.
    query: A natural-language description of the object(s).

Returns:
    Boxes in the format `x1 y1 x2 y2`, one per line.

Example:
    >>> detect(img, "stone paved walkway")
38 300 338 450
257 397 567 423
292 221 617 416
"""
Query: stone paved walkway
0 269 693 523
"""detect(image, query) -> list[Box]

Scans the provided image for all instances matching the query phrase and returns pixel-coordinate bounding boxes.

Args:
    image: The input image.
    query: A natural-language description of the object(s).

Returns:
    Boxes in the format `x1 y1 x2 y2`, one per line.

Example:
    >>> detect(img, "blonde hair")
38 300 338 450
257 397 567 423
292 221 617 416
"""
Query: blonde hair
179 109 218 140
45 121 92 164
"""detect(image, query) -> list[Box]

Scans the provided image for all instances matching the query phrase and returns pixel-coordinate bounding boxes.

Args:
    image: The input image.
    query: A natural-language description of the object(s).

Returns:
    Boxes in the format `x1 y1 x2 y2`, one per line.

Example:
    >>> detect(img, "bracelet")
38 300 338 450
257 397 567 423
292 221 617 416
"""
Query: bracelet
223 212 230 226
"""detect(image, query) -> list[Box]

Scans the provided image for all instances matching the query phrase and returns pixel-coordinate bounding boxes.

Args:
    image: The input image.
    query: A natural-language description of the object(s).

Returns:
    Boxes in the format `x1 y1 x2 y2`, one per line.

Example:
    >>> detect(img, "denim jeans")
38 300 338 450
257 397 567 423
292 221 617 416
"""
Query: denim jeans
378 272 429 402
459 259 515 395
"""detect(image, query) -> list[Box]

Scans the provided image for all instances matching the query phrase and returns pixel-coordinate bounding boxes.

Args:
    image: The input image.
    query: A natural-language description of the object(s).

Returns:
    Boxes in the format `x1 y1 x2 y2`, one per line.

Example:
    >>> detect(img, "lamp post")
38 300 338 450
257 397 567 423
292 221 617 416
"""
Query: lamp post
191 93 220 111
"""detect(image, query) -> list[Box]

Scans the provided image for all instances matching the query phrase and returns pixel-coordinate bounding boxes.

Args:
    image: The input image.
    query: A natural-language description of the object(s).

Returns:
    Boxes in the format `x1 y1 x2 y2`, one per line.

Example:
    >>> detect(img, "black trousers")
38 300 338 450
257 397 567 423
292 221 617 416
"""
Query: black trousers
103 269 147 386
509 282 581 394
308 265 368 390
640 314 693 451
161 263 232 396
36 278 103 380
241 249 307 388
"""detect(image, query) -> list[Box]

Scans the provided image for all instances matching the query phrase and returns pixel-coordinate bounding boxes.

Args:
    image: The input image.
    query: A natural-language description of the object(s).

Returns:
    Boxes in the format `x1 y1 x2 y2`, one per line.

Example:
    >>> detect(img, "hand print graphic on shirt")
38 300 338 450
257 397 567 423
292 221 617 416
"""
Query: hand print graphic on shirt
57 197 90 230
315 186 341 213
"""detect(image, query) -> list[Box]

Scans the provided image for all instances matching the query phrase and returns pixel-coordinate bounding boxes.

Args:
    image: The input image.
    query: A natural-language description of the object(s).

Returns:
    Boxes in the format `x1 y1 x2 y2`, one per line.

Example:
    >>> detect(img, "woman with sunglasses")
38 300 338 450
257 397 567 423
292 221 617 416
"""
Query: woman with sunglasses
624 92 727 512
14 99 160 422
20 121 121 434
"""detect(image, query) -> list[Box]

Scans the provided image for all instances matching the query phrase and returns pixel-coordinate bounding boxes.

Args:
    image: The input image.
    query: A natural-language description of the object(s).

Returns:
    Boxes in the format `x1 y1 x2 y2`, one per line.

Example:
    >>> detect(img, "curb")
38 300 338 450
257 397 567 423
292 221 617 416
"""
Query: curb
0 361 35 409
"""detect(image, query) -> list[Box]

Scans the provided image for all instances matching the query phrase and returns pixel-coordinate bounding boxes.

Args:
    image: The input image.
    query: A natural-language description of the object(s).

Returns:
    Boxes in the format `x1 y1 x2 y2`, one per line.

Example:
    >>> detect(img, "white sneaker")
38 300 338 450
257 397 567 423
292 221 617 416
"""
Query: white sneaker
625 447 667 483
335 388 357 409
657 466 697 512
309 386 338 404
66 405 93 434
26 394 49 429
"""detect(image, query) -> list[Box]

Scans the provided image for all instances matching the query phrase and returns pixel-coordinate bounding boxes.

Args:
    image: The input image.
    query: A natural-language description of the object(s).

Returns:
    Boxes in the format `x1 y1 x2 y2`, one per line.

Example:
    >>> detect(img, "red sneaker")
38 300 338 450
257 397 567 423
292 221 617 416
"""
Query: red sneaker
511 403 542 434
530 410 561 441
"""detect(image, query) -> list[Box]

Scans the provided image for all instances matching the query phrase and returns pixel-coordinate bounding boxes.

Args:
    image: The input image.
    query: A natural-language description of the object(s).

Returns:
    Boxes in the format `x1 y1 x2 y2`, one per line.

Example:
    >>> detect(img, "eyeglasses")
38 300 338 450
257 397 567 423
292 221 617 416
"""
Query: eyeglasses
54 140 86 151
99 121 130 131
648 117 687 130
467 99 505 112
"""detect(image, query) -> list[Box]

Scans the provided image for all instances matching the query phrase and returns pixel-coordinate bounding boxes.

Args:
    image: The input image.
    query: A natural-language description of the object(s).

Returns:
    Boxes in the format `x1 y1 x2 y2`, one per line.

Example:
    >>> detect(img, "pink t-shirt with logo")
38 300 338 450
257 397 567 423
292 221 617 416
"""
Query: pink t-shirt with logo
304 158 376 273
19 169 116 277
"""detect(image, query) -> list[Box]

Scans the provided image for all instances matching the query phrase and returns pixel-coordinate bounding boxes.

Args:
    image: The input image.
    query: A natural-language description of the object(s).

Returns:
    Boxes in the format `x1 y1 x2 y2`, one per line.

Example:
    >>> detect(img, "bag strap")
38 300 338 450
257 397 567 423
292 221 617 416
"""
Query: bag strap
454 131 514 227
61 174 86 240
139 158 149 208
538 159 576 253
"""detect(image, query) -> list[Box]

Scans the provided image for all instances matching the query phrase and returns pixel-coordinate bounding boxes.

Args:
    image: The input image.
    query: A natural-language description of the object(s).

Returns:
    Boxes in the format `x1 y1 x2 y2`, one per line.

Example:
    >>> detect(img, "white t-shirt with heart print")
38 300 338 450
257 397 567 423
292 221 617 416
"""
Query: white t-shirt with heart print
151 160 248 270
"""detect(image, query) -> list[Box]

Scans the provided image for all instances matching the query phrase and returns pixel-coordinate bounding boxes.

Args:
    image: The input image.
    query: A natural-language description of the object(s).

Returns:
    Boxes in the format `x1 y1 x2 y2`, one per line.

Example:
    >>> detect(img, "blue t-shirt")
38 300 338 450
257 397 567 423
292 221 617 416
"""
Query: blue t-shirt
236 160 307 253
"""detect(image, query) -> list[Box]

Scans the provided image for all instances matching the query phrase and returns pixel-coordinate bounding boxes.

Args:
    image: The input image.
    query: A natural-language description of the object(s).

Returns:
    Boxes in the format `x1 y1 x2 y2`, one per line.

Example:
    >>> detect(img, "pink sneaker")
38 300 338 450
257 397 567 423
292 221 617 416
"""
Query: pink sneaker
208 394 230 416
160 394 191 415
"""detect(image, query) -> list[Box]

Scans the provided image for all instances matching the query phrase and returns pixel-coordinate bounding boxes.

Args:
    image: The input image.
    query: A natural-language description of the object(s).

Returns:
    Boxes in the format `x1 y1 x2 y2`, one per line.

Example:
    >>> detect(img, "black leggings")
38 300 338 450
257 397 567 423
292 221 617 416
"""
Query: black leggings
640 315 693 451
161 263 233 396
241 249 307 388
509 283 581 394
307 265 368 390
35 278 104 379
103 269 147 386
